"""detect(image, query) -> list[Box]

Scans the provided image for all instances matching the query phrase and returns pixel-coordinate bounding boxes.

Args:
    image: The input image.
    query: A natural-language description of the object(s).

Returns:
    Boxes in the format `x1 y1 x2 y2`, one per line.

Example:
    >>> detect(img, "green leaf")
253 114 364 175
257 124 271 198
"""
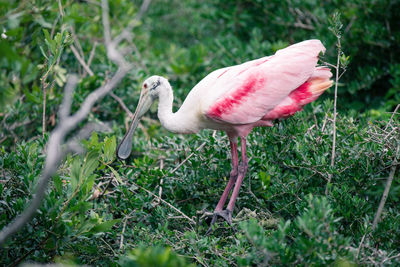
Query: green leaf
103 136 116 163
107 165 122 184
83 174 96 195
42 29 50 42
89 219 120 234
70 157 81 191
82 150 100 179
54 175 63 193
39 46 48 60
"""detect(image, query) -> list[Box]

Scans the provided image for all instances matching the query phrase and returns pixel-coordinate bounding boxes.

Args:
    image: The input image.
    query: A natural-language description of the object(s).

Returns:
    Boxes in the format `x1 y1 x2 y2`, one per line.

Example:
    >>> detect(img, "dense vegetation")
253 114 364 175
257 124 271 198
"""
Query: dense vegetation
0 0 399 266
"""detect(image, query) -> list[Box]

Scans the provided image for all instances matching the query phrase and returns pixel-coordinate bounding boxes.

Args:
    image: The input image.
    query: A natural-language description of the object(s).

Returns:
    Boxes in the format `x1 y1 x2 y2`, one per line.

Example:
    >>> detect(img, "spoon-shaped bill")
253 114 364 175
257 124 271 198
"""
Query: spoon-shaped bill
116 114 140 160
116 92 154 160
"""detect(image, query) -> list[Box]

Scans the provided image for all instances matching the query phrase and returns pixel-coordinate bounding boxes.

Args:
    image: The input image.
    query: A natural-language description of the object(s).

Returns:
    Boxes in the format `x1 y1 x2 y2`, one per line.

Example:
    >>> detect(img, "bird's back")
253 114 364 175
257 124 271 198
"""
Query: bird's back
200 40 331 125
176 40 332 132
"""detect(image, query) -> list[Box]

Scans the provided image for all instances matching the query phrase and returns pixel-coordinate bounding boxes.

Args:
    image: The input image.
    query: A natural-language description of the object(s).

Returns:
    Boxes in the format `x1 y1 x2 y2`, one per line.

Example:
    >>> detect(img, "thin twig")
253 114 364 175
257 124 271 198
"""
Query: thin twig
110 92 134 118
119 218 128 250
85 41 98 75
130 181 195 224
372 162 398 230
357 232 369 259
157 159 164 204
170 130 217 174
70 45 94 76
0 0 135 245
325 32 341 195
70 26 85 64
321 61 337 69
57 0 64 17
100 237 116 256
42 79 47 139
119 210 138 251
382 252 400 263
384 104 400 131
98 173 115 200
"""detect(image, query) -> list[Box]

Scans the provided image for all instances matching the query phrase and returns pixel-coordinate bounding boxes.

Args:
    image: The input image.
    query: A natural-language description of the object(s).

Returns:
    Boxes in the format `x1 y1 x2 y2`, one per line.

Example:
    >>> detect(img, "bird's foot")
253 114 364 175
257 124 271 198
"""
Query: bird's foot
206 209 232 235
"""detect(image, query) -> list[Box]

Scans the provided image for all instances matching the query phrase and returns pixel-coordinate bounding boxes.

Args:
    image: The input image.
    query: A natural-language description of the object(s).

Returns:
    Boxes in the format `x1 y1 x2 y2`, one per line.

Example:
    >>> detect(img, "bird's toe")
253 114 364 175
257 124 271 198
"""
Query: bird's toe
206 209 233 234
215 209 232 225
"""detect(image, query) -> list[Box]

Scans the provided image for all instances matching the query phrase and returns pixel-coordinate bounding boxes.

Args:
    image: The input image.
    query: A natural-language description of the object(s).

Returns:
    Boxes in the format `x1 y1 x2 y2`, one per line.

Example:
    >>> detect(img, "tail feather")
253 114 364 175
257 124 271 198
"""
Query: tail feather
262 66 333 120
308 66 333 93
291 66 333 106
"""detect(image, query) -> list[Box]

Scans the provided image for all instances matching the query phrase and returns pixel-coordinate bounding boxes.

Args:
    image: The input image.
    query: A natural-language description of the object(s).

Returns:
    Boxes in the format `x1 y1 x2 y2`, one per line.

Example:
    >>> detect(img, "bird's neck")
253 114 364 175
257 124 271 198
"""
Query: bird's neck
157 84 197 134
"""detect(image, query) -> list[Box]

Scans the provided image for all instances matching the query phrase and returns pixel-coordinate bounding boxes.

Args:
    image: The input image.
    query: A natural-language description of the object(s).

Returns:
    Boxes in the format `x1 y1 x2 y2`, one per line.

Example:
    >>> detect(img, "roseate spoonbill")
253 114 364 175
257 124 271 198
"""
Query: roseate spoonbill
117 39 333 232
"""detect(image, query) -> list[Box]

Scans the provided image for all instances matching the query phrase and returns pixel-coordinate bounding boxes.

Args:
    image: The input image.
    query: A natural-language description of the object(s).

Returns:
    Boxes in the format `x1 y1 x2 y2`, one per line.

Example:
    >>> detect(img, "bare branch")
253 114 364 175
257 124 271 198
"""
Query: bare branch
170 130 217 174
326 29 342 195
58 0 64 17
130 181 196 225
70 26 85 62
0 0 134 246
136 0 152 21
59 75 78 120
110 92 134 118
385 104 400 131
320 61 337 69
112 0 152 45
86 41 98 71
372 162 398 230
101 0 112 46
70 45 95 76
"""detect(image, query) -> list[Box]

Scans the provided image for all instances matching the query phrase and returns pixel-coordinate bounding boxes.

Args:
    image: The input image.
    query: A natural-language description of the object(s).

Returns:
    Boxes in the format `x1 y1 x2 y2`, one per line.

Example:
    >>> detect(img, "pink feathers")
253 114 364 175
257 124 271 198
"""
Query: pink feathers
204 40 332 127
207 76 266 119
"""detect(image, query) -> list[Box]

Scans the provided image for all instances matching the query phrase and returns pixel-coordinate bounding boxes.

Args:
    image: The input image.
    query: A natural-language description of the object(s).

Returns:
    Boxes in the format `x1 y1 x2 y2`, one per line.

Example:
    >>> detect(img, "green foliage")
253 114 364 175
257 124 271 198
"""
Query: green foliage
120 246 195 267
208 0 400 111
0 134 121 264
239 195 354 266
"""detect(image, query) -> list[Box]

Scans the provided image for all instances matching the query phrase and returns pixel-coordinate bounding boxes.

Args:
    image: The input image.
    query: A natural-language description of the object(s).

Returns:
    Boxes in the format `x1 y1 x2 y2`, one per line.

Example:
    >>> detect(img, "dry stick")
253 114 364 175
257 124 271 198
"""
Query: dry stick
71 37 137 122
325 36 341 195
119 209 139 251
119 217 129 250
101 237 116 256
372 161 398 230
157 159 164 204
382 252 400 264
70 26 85 64
170 130 217 174
131 181 196 224
57 0 64 17
356 232 368 260
42 78 47 139
384 104 400 131
0 0 136 246
110 92 134 118
70 45 94 76
85 41 98 76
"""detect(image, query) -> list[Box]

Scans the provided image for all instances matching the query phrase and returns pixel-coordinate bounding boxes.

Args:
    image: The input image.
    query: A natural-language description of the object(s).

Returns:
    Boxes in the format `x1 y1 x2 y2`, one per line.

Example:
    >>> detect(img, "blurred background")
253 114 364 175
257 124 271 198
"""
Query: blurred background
0 0 399 143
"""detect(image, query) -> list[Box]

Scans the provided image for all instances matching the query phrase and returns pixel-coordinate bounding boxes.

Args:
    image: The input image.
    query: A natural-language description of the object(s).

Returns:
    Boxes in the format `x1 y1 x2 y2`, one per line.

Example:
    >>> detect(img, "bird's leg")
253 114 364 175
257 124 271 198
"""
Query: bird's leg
214 140 238 212
225 137 248 221
206 140 238 233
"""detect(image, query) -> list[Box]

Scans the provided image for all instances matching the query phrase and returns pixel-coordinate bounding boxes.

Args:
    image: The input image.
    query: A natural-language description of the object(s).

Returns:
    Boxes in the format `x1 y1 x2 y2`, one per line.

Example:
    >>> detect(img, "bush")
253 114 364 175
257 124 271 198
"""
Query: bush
239 195 354 266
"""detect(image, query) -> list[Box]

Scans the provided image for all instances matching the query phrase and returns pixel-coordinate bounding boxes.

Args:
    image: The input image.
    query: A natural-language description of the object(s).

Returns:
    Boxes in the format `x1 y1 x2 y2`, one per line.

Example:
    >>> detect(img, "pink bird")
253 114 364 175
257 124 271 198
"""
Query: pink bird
117 39 333 232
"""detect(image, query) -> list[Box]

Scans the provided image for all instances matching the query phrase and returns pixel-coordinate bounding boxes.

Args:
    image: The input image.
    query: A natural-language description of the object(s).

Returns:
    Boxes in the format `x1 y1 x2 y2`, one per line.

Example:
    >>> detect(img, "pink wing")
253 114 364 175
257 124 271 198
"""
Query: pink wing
204 40 327 124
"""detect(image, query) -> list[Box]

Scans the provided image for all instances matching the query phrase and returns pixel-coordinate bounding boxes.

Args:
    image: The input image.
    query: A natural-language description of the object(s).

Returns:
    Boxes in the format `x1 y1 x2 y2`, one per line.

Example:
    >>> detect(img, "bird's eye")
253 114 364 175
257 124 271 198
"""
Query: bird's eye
143 83 148 89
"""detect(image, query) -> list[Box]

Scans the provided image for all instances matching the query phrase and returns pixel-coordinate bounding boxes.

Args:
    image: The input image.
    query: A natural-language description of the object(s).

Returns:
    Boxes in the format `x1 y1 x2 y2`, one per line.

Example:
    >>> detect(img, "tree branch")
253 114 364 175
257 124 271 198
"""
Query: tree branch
70 44 95 76
0 0 139 246
372 157 398 230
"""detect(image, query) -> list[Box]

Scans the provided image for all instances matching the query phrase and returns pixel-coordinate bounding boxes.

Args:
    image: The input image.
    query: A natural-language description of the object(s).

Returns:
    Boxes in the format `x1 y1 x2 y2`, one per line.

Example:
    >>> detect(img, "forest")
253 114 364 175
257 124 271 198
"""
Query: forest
0 0 399 266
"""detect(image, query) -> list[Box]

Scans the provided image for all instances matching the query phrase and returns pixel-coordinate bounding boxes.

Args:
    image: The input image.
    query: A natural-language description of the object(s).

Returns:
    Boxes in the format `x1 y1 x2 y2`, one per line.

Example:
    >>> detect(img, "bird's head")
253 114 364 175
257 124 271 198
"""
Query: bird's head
116 75 169 160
